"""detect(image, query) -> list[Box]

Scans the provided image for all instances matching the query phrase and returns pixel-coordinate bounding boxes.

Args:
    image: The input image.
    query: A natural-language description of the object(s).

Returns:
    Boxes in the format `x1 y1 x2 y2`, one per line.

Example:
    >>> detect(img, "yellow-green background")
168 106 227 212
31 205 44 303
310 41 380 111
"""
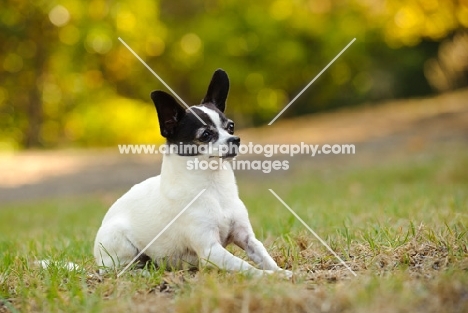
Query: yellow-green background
1 0 467 149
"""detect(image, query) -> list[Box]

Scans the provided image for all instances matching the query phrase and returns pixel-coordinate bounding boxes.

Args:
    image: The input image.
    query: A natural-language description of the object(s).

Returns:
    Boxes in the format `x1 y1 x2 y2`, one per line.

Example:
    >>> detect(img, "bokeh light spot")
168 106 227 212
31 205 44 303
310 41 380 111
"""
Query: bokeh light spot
180 33 202 55
86 33 113 54
146 37 165 56
59 25 80 45
245 73 264 93
3 53 23 73
49 5 70 27
270 0 293 20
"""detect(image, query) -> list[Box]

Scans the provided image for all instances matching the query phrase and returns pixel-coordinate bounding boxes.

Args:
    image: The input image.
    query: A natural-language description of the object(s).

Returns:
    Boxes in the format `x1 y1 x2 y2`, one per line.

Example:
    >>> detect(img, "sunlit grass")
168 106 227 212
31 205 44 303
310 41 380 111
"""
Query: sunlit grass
0 147 467 312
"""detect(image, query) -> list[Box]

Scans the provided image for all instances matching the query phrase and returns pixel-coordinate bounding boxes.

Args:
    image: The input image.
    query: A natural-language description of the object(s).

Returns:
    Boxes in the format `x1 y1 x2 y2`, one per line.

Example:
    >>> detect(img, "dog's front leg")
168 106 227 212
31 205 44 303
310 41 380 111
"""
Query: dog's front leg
234 230 280 271
196 242 267 275
232 226 292 278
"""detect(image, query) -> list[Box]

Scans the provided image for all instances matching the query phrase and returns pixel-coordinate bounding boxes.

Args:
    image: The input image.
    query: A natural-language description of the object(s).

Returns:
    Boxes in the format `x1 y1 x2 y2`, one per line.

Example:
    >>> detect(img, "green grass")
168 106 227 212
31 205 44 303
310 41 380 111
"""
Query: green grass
1 147 467 312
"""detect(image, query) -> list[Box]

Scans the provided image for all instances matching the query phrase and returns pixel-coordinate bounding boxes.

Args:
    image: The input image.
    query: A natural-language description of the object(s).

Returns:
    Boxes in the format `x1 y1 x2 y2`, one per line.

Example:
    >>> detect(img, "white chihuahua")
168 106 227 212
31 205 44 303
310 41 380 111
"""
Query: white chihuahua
94 69 292 277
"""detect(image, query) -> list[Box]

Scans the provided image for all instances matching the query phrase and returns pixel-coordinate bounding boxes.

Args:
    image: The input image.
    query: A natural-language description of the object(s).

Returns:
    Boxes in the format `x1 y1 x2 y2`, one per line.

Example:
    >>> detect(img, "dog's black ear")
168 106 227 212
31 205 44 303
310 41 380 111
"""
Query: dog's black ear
202 69 229 113
151 91 186 138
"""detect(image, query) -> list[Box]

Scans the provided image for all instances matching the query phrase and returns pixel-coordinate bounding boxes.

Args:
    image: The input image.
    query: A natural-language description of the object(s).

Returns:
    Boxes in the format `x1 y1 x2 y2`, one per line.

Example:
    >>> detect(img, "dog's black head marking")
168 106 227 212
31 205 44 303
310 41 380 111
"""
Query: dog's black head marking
150 69 235 156
150 90 186 138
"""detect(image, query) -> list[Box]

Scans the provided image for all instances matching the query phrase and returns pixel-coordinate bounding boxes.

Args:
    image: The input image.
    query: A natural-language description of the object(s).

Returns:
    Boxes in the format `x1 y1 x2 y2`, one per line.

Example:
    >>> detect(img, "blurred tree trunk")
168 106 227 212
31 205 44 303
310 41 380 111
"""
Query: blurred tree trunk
24 48 44 147
24 12 46 148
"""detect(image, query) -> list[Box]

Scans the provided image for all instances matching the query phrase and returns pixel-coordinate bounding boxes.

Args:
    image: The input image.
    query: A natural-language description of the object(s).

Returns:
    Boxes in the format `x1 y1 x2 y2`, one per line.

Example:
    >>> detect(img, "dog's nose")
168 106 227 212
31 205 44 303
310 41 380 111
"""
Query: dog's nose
227 136 240 146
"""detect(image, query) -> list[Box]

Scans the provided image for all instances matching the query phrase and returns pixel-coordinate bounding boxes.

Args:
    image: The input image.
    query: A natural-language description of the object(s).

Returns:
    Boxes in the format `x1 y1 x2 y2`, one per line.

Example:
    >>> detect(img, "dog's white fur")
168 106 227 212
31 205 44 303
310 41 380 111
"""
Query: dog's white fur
94 71 291 277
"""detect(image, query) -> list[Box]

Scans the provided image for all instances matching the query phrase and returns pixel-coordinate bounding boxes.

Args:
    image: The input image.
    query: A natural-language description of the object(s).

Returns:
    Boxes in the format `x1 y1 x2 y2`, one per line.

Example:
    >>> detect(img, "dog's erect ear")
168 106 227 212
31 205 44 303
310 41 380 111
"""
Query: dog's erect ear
151 91 186 138
202 69 229 113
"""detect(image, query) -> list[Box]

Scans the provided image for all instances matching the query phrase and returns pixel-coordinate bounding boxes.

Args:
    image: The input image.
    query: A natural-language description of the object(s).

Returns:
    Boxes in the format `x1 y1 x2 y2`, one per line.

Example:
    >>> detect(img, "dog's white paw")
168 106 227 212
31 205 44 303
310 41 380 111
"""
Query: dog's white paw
257 269 293 279
277 269 293 279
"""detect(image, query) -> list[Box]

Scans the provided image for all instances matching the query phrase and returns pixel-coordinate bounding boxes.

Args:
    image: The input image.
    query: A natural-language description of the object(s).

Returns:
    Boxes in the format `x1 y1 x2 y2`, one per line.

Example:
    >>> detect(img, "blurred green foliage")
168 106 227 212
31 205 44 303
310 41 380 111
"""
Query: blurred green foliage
1 0 467 149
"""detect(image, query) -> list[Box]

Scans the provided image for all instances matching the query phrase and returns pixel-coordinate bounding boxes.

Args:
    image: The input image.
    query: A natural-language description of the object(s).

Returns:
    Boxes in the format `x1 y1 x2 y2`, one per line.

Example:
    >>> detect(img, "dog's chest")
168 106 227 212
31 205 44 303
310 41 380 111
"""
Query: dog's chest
204 188 238 247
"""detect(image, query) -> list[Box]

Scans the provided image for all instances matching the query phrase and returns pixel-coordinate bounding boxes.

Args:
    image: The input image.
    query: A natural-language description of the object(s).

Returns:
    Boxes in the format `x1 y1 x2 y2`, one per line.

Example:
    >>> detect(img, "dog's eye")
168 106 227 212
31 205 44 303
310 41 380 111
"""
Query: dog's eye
200 130 212 142
226 123 234 135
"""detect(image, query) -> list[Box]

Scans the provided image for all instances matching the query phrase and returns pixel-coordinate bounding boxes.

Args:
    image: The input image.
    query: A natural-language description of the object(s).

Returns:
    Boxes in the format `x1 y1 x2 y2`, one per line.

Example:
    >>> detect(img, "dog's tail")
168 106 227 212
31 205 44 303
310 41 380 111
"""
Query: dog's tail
35 259 82 271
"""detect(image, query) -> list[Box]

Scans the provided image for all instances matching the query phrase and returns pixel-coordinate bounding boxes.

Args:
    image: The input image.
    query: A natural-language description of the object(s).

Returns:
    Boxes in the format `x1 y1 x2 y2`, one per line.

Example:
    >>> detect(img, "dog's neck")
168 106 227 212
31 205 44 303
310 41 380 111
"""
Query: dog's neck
160 151 237 198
